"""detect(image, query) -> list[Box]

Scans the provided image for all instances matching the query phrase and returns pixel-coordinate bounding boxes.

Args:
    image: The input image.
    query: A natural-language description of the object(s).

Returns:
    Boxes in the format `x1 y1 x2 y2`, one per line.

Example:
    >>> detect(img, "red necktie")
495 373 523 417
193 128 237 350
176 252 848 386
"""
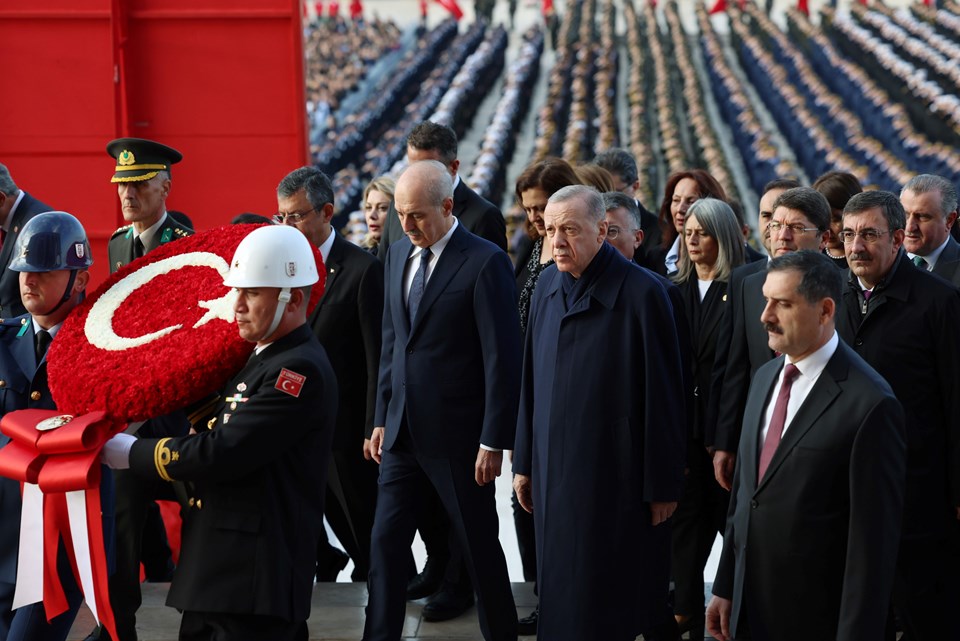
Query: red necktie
758 363 800 481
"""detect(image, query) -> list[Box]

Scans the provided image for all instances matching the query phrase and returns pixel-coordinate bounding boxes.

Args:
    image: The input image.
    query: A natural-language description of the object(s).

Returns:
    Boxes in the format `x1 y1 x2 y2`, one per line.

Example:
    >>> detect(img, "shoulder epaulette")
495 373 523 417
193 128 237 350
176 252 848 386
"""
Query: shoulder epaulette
111 225 132 239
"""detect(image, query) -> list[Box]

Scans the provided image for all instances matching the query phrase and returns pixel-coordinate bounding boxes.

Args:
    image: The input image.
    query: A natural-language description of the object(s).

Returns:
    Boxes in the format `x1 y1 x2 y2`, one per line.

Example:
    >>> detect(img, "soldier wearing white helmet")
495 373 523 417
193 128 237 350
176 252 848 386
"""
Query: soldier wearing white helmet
102 225 338 641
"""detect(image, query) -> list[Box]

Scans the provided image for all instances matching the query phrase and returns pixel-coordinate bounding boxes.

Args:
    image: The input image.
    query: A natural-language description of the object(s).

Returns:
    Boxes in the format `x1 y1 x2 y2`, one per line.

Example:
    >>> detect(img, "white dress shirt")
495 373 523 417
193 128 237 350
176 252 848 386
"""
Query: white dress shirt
907 235 950 271
403 218 458 304
760 331 839 443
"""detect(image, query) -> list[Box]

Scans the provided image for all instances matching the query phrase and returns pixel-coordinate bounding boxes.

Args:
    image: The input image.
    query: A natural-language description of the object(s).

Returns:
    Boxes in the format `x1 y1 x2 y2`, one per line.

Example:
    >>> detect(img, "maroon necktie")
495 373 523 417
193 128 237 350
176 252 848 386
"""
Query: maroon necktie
758 363 801 481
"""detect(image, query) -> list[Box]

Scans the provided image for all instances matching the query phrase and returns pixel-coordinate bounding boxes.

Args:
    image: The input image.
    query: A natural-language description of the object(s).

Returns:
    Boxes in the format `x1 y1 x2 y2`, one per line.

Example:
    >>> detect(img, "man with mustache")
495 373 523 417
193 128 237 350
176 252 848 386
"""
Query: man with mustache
836 190 960 641
710 187 831 491
707 250 906 641
900 174 960 287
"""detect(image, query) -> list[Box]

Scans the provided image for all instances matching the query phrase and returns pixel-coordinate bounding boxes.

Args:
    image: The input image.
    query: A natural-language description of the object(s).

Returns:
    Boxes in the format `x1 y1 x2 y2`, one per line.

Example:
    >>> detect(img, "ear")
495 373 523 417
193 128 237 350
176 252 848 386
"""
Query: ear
287 286 306 312
73 271 90 295
448 159 460 177
818 229 830 251
635 228 644 250
442 196 454 217
946 210 958 230
892 228 905 249
821 296 835 324
322 202 335 224
631 179 640 194
597 219 609 242
161 178 172 199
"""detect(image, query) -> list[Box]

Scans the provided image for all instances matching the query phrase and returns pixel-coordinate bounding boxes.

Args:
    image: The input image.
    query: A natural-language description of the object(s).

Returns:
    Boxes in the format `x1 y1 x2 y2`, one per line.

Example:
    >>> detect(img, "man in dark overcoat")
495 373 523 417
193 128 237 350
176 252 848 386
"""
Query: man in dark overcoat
514 185 686 640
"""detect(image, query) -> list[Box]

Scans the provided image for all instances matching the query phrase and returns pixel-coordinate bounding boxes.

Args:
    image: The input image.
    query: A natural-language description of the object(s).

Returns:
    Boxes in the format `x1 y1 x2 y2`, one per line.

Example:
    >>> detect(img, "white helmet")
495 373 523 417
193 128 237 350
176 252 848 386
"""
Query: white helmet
224 225 319 289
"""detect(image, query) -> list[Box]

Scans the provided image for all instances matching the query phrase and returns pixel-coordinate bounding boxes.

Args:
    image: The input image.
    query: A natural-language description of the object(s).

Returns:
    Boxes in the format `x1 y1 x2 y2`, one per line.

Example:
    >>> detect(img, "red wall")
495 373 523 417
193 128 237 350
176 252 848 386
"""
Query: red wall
0 0 308 285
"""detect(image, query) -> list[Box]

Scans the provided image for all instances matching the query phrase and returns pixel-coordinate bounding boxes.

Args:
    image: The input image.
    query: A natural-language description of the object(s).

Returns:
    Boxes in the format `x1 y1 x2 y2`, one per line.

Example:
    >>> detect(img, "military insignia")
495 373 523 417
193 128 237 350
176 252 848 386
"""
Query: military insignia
13 226 18 233
20 246 28 258
286 262 296 277
275 368 305 398
75 243 85 259
223 414 231 424
237 382 247 392
115 261 123 271
160 228 173 244
722 294 727 302
118 150 136 166
207 417 217 430
174 228 189 237
20 318 28 326
36 415 74 432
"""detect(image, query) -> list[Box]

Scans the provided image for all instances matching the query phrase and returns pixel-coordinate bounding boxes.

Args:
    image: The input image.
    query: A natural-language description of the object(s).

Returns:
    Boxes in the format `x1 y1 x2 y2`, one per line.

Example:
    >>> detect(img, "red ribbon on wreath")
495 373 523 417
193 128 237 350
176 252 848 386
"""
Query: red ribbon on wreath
0 224 325 638
0 410 120 636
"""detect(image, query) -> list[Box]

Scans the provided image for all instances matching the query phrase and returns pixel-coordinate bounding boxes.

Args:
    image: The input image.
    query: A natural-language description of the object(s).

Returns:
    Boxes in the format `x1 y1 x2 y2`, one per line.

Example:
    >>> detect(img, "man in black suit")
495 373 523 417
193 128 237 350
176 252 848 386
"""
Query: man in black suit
593 148 660 257
710 186 830 490
380 122 506 619
836 191 960 641
276 166 383 582
377 121 506 261
103 225 337 641
0 163 52 318
707 250 906 641
900 174 960 287
105 138 193 273
363 160 520 641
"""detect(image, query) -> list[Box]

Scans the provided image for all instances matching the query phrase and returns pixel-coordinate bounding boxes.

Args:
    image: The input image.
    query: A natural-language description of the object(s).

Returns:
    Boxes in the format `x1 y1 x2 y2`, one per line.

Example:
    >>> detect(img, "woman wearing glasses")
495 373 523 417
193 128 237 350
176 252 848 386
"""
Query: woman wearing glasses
670 198 746 637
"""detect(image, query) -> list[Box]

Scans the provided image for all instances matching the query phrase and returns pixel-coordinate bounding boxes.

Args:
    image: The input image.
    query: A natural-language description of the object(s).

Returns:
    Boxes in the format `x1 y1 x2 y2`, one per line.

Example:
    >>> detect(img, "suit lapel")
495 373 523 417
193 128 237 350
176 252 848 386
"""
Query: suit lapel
742 358 781 492
755 348 847 492
390 238 414 336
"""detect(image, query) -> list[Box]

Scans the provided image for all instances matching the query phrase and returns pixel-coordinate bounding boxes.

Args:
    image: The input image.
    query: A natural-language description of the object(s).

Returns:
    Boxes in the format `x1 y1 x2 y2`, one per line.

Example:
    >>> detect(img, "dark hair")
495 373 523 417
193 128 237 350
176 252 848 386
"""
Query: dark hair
763 178 802 194
768 250 843 306
771 187 832 231
843 191 906 230
593 148 638 185
407 121 458 165
902 174 958 217
231 213 274 225
277 166 334 212
602 191 641 228
658 169 727 249
812 171 862 212
515 157 580 204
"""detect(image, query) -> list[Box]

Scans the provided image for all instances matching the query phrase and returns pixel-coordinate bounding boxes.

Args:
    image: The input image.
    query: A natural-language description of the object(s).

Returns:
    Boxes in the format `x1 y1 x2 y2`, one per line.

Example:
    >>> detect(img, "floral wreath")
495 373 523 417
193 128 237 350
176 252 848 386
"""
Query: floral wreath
48 223 326 421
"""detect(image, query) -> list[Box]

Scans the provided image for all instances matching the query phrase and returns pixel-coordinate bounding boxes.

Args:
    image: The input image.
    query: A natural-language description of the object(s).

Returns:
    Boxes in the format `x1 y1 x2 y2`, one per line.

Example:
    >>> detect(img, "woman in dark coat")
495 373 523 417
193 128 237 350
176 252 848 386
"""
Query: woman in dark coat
670 197 746 635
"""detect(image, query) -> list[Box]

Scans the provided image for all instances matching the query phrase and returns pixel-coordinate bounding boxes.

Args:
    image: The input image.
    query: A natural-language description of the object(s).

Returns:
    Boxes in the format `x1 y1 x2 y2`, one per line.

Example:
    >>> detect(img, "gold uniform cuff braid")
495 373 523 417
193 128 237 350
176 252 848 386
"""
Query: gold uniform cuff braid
154 438 174 481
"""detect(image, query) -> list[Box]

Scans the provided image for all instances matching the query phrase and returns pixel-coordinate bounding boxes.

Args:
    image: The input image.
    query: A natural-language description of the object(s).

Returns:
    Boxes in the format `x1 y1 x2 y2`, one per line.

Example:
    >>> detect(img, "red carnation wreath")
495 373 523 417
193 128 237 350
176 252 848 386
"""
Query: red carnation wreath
47 223 326 421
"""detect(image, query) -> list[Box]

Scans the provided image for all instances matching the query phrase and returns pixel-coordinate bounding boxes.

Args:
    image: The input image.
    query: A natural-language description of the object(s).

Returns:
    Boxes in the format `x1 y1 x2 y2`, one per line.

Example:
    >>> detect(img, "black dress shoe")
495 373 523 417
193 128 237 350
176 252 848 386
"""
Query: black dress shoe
517 606 538 635
421 586 475 622
406 556 445 600
315 546 349 582
82 626 113 641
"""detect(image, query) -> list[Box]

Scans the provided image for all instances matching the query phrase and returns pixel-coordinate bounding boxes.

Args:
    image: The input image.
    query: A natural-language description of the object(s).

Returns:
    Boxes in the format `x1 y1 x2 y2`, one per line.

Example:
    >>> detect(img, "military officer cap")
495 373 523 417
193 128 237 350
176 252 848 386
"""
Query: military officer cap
106 138 183 183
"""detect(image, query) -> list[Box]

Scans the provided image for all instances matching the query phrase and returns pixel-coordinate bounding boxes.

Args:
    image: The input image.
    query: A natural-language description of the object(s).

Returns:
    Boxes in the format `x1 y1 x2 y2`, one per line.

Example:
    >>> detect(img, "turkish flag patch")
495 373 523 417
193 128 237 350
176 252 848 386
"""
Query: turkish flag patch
275 368 306 398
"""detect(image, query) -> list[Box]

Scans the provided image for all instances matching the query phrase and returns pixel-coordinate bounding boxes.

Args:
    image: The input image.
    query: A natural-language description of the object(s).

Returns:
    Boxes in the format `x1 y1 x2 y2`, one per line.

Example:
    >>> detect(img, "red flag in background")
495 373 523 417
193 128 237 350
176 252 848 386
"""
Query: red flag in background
328 0 339 16
435 0 464 19
797 0 810 14
349 0 363 19
543 0 554 13
709 0 727 13
313 1 323 17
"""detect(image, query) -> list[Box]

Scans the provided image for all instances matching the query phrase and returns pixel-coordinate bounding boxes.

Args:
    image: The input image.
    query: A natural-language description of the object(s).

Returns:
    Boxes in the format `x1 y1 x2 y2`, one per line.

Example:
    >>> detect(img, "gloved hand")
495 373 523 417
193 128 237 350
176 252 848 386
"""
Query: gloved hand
101 432 137 469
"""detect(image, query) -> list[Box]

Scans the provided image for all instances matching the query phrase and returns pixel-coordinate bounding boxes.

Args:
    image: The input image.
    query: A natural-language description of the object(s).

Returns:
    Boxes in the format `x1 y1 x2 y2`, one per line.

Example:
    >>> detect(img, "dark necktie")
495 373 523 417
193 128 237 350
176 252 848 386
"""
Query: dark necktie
407 247 432 325
912 255 927 270
133 236 145 260
758 363 801 481
35 329 51 365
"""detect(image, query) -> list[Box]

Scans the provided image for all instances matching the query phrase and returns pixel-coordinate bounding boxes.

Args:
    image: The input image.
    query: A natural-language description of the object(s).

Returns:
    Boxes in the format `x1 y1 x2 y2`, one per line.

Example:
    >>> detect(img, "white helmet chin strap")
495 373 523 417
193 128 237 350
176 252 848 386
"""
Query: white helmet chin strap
258 287 292 343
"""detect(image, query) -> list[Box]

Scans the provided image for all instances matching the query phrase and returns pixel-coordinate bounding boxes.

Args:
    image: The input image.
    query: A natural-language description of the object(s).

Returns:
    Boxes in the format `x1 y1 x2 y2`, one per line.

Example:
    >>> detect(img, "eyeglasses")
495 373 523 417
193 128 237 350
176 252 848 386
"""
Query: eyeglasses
606 225 637 240
768 221 820 235
273 207 317 224
839 229 892 243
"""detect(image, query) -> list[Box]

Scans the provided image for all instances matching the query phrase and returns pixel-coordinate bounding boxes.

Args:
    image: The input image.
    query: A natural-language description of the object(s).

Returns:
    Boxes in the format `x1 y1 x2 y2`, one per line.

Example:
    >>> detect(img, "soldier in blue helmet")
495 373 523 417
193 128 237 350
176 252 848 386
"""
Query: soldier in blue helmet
0 211 115 641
